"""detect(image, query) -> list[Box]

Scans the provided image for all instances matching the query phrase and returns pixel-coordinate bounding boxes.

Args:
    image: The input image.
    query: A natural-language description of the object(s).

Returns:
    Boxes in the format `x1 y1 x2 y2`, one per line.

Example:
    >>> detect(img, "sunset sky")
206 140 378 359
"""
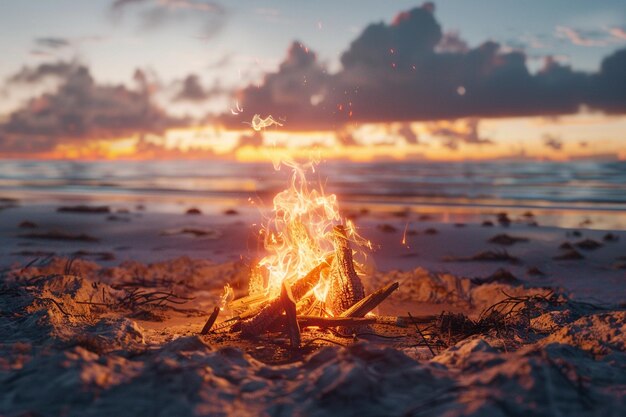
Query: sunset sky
0 0 625 161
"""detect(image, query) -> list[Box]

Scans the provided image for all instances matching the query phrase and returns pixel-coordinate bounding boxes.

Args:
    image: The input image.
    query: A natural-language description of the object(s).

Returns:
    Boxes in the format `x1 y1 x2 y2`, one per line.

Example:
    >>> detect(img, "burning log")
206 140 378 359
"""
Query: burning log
328 225 365 315
200 306 220 335
238 259 330 336
340 282 399 318
281 282 301 348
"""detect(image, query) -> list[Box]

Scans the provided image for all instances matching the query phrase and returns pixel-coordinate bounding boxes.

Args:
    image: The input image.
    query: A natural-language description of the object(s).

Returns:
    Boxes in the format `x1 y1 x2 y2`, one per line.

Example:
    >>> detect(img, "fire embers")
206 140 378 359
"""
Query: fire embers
328 225 365 316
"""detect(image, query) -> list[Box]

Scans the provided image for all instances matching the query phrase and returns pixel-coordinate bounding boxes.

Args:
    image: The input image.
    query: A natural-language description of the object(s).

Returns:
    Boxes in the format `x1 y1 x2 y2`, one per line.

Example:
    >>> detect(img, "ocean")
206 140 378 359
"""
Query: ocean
1 159 625 229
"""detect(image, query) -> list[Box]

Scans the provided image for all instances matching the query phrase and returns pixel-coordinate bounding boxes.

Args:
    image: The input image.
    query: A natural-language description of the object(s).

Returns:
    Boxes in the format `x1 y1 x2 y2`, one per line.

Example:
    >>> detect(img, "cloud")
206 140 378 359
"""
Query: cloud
610 27 626 41
435 31 469 53
555 26 610 47
0 62 184 154
110 0 226 38
543 134 563 150
427 119 492 150
397 123 419 145
8 61 78 83
586 48 626 113
221 3 626 132
173 74 224 102
34 37 71 49
28 36 106 59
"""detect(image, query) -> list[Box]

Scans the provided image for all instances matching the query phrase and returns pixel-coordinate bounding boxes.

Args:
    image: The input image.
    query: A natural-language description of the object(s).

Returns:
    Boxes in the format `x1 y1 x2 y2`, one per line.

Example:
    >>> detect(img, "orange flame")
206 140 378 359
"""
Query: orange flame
256 158 370 302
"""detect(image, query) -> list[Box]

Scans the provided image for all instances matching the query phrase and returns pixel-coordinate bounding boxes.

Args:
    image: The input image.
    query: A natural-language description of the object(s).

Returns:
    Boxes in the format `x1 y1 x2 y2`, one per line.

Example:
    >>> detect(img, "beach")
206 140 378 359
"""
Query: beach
1 160 625 416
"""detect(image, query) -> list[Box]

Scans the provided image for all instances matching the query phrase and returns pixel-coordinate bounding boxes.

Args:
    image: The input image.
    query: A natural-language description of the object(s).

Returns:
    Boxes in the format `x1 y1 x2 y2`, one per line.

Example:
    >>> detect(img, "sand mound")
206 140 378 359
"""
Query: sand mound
541 311 626 357
1 257 624 416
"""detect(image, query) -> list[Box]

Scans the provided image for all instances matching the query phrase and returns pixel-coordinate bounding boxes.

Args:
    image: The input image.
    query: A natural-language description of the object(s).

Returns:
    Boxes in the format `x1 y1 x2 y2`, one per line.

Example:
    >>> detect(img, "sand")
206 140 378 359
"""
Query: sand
1 201 625 416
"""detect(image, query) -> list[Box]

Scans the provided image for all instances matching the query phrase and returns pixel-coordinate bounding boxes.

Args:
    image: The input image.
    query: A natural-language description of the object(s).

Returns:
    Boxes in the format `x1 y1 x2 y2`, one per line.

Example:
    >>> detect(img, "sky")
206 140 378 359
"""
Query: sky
0 0 625 161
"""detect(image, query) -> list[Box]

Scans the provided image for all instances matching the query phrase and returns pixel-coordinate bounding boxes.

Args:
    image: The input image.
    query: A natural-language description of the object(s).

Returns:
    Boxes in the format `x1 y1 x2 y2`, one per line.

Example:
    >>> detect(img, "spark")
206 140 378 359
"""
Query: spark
402 222 410 247
230 100 244 115
247 114 284 131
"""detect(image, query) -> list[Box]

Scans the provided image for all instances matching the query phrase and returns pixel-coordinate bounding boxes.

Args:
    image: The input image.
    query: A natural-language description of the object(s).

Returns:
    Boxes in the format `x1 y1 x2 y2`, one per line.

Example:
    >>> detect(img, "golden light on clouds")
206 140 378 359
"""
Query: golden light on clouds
28 114 625 162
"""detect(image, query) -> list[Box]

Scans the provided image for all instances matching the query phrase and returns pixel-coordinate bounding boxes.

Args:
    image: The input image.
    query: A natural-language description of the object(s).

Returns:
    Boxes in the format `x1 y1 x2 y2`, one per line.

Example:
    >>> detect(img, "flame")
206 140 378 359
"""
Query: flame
256 158 370 302
219 283 234 311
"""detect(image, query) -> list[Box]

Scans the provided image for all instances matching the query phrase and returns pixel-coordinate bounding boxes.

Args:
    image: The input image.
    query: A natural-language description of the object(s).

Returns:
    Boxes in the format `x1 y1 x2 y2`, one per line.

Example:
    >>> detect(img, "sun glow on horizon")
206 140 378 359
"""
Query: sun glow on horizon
4 114 624 162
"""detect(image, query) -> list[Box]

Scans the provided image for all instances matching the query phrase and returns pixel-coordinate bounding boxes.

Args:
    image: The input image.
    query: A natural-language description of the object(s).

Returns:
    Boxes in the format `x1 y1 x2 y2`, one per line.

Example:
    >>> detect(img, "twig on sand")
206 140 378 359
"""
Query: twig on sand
200 307 221 335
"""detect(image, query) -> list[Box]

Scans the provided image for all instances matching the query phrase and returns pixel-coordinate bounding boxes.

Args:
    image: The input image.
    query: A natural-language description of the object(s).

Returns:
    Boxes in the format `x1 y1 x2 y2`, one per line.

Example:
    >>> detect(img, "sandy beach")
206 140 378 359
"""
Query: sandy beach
1 196 625 416
3 197 625 304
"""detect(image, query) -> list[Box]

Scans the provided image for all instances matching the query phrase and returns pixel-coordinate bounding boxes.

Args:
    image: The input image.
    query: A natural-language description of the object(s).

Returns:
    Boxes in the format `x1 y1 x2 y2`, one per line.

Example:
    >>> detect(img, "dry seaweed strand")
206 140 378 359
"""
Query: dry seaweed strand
408 312 436 357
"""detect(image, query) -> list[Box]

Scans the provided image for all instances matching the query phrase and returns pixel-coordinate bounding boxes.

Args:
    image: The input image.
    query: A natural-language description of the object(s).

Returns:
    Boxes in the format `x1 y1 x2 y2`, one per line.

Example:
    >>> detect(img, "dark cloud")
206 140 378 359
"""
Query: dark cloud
586 48 626 113
0 62 184 154
543 134 563 150
428 119 491 150
221 3 626 131
435 31 469 53
110 0 226 38
9 61 78 83
173 74 223 102
32 35 106 53
228 41 330 130
34 37 71 49
397 123 419 145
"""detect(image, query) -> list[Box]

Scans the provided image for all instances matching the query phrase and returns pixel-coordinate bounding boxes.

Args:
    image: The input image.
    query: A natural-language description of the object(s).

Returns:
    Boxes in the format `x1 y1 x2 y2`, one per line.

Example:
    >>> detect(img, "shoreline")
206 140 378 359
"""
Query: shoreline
2 200 625 305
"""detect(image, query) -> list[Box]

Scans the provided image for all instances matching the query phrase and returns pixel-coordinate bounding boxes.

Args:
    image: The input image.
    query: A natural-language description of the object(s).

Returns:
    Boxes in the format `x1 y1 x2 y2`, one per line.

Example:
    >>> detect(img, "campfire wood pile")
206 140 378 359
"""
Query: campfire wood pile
200 225 406 348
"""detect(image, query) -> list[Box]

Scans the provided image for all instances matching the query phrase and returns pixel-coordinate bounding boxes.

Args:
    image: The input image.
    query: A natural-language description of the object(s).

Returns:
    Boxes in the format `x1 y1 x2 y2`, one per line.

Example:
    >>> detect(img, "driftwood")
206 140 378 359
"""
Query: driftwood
228 293 267 313
341 281 399 318
281 282 301 348
298 316 377 328
297 315 434 328
239 259 330 336
200 306 220 335
328 225 365 315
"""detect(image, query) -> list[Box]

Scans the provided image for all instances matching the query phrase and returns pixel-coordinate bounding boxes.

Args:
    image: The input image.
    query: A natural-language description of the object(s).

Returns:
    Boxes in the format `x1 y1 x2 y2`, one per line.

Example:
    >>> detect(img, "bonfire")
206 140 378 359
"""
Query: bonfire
200 159 405 347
